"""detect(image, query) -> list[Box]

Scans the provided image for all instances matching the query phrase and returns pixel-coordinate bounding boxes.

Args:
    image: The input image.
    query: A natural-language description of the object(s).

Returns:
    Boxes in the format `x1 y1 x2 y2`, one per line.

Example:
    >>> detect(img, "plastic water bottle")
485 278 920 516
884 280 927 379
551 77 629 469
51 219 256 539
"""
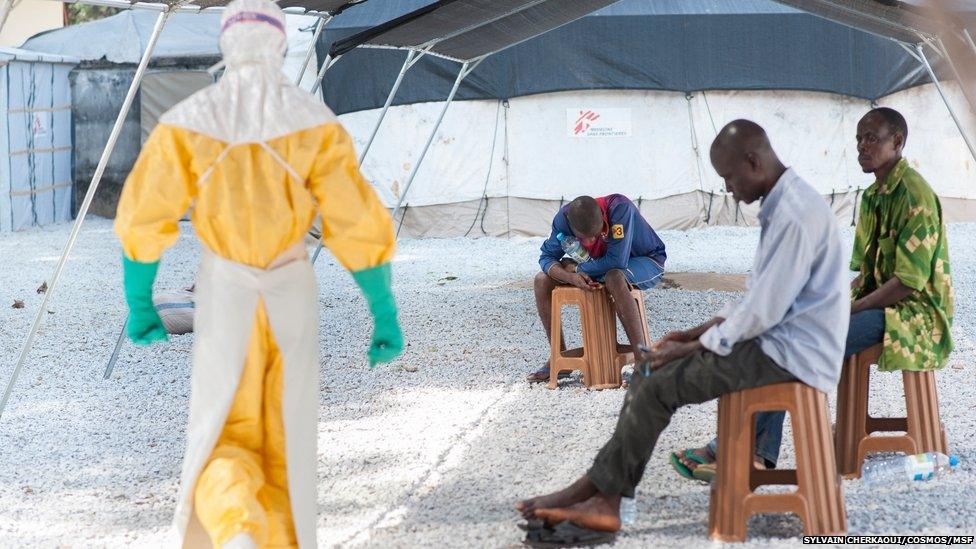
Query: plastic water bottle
861 452 959 487
620 492 637 525
556 232 590 264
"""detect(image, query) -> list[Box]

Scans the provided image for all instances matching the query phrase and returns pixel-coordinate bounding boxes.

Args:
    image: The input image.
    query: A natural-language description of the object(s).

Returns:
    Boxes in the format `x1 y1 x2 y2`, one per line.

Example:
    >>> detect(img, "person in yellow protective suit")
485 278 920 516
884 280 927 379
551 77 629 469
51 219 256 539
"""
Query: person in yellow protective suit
113 1 403 547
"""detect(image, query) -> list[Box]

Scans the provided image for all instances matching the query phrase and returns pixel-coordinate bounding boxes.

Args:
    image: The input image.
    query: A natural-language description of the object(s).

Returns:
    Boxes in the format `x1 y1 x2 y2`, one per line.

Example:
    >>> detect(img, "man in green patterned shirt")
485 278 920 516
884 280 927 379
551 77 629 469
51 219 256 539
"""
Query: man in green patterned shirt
670 107 954 482
848 107 953 371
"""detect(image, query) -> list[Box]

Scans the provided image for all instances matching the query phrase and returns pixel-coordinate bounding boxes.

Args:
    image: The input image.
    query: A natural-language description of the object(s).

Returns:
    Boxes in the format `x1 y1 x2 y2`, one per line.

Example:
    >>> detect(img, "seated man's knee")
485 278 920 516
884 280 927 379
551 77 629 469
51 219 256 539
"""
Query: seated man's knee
604 268 628 288
534 271 554 291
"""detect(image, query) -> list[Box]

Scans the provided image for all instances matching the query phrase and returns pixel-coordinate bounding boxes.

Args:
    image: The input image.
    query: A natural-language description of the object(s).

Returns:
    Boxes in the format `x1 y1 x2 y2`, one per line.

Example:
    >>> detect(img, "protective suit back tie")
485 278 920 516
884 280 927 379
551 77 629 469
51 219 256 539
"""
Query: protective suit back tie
196 142 304 191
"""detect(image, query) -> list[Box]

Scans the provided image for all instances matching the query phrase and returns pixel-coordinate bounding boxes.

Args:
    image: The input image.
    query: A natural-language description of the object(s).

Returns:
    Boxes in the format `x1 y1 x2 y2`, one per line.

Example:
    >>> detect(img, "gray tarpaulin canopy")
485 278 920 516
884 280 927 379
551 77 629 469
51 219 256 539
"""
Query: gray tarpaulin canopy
318 0 967 116
330 0 622 62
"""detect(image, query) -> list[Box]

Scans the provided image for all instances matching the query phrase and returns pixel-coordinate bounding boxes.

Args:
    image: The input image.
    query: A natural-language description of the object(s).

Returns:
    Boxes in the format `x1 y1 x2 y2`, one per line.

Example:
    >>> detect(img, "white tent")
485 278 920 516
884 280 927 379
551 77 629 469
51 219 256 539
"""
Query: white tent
0 47 79 232
339 82 976 237
320 0 976 237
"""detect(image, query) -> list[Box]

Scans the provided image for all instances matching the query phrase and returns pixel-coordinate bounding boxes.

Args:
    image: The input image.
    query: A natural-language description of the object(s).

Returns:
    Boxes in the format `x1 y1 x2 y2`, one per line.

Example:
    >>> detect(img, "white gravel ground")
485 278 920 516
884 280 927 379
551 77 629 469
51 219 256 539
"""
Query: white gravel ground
0 218 975 548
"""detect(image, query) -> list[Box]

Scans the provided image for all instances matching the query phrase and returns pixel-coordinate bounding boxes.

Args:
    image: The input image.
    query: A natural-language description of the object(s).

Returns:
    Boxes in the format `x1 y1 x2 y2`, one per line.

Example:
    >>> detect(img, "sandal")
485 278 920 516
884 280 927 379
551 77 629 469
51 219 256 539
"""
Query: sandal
517 518 545 531
690 457 770 483
692 462 716 482
523 521 616 548
669 448 713 482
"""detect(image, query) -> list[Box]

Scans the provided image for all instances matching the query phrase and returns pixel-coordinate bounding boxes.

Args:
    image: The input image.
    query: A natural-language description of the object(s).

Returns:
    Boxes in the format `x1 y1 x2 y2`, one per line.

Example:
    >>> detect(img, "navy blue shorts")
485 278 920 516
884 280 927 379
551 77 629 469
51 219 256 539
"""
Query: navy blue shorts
593 256 665 291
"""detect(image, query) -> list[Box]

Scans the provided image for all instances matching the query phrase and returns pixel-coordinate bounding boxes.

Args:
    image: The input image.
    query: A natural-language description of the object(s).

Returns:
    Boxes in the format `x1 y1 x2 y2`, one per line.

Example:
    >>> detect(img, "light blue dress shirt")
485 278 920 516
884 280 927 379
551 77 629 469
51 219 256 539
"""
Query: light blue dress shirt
700 168 850 393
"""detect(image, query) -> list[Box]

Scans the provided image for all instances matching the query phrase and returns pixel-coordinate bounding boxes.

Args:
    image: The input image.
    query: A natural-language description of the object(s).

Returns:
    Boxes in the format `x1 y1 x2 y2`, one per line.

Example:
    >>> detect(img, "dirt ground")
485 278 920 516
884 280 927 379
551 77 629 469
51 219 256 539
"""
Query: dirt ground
658 272 747 292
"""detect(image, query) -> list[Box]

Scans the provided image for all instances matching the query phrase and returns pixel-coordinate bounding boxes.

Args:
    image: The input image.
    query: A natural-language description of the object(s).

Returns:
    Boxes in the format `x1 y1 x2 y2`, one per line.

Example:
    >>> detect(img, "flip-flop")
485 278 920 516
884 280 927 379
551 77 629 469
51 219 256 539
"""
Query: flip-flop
523 521 616 548
669 448 712 482
685 456 767 483
692 462 716 482
517 518 546 531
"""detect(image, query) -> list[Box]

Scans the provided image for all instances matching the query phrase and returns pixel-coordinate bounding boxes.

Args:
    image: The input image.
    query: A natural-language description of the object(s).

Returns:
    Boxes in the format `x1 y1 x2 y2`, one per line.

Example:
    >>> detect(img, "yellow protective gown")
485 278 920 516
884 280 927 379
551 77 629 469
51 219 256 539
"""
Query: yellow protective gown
114 2 394 546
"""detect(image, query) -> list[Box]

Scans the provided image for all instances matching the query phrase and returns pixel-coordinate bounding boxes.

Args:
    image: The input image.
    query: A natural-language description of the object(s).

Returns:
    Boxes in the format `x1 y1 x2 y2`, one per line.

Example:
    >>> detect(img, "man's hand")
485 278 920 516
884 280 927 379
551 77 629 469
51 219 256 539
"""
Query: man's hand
569 272 602 291
652 317 724 350
648 340 702 369
653 329 695 349
560 259 579 273
851 277 912 314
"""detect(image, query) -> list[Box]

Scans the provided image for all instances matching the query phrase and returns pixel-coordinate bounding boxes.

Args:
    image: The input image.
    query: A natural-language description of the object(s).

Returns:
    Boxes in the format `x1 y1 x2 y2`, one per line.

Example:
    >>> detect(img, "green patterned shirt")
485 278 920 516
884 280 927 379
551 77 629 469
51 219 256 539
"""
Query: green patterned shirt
851 158 954 371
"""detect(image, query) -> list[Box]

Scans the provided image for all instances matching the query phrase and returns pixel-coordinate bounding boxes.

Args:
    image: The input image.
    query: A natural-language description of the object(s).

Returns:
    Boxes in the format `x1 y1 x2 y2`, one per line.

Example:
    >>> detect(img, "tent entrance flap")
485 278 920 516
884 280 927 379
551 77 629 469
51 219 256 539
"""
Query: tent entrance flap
0 9 173 419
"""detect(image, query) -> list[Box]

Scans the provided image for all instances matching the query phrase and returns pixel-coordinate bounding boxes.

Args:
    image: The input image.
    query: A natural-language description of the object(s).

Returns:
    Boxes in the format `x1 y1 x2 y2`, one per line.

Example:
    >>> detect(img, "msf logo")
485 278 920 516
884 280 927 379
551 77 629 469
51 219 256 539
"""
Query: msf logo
573 110 600 135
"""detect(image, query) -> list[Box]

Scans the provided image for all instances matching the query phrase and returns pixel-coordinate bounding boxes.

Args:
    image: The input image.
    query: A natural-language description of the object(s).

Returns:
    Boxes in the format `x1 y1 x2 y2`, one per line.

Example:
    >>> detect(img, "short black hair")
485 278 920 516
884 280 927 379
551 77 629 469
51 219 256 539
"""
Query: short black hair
867 107 908 144
566 196 603 237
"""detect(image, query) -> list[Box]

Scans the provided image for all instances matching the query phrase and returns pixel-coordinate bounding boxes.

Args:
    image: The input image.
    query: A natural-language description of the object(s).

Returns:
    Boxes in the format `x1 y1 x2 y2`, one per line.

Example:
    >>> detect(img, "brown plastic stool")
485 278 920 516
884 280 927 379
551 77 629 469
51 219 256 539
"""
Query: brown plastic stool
709 382 847 542
548 285 650 390
834 343 948 479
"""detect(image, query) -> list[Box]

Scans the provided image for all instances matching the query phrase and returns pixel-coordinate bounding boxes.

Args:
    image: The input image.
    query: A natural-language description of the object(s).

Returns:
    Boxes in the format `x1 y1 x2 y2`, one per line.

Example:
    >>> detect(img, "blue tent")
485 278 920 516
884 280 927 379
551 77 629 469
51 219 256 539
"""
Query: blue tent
318 0 941 115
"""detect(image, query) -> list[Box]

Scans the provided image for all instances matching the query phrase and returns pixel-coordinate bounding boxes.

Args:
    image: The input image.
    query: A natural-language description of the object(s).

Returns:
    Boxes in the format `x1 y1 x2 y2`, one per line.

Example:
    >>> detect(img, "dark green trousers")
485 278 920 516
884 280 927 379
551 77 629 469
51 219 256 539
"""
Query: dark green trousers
587 339 797 497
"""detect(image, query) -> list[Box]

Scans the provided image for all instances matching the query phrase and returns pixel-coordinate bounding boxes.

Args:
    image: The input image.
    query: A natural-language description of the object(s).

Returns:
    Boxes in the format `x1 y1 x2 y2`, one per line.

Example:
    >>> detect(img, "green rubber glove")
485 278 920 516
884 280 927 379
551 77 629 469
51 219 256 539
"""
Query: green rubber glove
351 263 403 368
122 255 168 346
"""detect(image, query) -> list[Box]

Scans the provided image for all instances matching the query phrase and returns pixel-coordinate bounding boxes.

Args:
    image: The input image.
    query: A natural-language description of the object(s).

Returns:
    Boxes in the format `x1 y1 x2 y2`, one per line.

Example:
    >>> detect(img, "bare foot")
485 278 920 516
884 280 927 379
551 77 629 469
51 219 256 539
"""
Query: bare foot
526 360 552 382
515 476 597 518
534 493 622 532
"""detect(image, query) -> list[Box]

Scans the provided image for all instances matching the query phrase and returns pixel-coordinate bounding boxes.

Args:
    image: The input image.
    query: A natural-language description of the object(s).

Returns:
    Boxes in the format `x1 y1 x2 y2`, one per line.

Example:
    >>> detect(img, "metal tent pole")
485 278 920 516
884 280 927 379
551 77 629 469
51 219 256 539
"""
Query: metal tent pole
916 43 976 164
0 0 13 35
932 38 976 131
964 29 976 58
391 58 484 229
0 9 173 419
359 50 420 164
311 48 428 265
293 15 330 87
309 53 341 95
103 319 128 380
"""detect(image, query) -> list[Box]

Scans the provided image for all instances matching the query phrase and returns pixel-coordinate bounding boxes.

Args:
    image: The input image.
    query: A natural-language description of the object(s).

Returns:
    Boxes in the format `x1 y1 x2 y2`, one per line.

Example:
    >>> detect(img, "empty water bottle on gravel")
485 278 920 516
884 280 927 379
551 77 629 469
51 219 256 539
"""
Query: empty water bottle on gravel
862 452 959 487
620 492 637 525
557 232 590 264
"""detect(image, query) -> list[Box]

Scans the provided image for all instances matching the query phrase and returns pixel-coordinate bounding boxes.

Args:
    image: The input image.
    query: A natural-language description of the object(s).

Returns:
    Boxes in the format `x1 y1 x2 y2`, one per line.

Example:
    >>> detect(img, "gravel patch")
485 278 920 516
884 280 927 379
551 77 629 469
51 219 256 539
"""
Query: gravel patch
0 218 974 547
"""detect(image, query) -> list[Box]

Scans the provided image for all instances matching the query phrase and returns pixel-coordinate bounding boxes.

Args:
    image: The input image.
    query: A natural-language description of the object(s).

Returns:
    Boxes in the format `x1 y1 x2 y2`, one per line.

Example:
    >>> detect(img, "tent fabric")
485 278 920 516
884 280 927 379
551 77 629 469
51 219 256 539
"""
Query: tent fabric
18 11 321 219
319 0 936 116
57 0 365 16
23 10 322 87
22 11 223 63
771 0 973 44
331 0 622 62
139 70 212 142
0 49 75 232
337 83 975 218
0 48 80 65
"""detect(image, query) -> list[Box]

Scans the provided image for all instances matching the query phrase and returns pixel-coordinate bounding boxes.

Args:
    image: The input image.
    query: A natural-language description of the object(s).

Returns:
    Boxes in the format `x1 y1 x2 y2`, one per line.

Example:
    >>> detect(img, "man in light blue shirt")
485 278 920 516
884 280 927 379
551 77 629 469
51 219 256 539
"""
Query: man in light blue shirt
514 120 849 543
